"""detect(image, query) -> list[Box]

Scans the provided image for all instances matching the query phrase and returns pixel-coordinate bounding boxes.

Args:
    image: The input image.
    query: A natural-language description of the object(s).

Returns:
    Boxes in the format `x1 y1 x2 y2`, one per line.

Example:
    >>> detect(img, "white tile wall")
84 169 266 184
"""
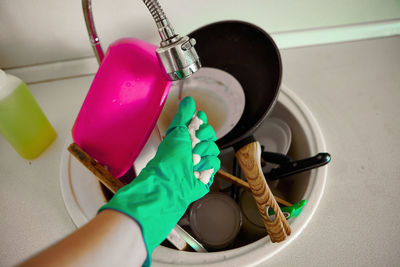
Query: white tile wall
1 0 400 69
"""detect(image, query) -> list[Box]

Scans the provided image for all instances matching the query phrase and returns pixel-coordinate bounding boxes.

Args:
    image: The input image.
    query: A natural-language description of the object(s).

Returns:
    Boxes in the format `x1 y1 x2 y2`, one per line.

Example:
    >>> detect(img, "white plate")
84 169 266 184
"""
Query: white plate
157 67 245 140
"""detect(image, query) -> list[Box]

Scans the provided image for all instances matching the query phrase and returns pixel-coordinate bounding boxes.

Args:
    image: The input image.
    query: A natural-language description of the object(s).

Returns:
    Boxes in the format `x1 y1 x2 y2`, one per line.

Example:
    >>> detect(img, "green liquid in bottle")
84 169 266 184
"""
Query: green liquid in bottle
0 82 56 159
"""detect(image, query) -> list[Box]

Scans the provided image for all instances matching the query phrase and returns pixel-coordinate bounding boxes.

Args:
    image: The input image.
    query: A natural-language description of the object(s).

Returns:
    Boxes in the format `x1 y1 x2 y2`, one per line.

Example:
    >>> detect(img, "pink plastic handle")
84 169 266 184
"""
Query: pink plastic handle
72 38 171 178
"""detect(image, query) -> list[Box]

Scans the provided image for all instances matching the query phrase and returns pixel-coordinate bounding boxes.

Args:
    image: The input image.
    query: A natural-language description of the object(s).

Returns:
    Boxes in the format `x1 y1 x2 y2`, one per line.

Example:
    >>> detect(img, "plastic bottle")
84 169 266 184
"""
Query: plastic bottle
0 69 56 159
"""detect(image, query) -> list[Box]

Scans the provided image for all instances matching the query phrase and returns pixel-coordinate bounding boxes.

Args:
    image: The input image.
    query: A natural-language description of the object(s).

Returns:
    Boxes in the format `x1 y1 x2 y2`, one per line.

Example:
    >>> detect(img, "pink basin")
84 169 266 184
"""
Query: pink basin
72 38 171 178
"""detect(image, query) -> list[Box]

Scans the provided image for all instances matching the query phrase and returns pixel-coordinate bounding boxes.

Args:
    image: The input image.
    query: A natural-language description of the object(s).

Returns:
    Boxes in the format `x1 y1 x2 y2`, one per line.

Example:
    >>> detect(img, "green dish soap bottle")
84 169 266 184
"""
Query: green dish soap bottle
0 69 56 159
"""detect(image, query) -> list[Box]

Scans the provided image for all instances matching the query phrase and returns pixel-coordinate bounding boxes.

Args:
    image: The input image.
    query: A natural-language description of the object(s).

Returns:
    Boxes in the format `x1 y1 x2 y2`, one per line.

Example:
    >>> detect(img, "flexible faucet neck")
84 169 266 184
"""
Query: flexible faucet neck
82 0 201 81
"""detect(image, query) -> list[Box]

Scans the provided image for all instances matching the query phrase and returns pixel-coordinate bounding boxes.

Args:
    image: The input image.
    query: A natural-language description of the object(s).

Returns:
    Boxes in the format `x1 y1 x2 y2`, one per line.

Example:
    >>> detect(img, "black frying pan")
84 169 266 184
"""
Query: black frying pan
189 21 281 149
189 21 291 242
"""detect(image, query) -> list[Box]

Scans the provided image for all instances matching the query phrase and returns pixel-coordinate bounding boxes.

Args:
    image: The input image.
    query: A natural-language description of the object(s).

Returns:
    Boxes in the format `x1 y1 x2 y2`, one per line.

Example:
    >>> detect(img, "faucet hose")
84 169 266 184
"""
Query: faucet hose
142 0 166 22
142 0 177 42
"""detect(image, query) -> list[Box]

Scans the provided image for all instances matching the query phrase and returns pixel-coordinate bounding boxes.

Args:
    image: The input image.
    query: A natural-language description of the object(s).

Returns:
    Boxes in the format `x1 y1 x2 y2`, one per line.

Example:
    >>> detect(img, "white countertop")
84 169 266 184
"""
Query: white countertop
1 36 399 266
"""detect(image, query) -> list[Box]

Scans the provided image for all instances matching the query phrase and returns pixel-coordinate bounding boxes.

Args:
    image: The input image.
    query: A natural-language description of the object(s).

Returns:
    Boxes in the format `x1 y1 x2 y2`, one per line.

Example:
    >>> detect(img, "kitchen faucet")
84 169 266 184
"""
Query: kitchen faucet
82 0 201 81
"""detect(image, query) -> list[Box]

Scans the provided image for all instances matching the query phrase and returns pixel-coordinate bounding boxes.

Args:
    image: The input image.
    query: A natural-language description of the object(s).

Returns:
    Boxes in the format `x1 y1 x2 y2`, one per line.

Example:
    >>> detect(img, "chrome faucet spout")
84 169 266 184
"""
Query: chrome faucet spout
82 0 104 63
82 0 201 80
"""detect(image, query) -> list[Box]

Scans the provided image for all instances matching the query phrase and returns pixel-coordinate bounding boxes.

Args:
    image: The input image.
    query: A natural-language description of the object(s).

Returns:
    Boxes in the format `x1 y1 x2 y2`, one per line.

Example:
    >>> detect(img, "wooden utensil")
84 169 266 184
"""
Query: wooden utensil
216 169 292 207
235 139 291 243
68 143 125 193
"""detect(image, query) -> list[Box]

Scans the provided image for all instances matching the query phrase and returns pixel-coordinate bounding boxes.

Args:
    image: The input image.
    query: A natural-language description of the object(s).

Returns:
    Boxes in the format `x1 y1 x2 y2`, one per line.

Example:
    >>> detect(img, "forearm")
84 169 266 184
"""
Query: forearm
20 210 147 267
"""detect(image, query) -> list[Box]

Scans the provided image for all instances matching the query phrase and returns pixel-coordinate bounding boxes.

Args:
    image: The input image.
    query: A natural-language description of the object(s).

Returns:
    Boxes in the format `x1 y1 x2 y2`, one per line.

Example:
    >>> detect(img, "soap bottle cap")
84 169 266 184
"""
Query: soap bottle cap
0 69 22 100
0 69 6 89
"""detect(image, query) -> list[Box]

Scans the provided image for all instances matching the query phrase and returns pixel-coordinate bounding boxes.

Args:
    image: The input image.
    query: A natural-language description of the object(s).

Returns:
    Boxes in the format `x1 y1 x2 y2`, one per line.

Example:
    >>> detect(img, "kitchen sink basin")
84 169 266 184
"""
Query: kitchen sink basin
60 85 328 266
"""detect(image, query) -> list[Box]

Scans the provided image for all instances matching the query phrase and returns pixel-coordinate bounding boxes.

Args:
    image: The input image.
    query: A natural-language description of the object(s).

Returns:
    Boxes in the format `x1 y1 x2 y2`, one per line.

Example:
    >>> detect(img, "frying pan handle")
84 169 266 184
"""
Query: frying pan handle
235 141 291 242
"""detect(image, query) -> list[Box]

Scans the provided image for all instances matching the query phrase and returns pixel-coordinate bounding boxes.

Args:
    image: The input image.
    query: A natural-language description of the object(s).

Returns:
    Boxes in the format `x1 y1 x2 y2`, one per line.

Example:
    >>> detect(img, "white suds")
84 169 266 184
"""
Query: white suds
188 112 203 148
193 154 201 165
194 168 214 185
190 112 213 185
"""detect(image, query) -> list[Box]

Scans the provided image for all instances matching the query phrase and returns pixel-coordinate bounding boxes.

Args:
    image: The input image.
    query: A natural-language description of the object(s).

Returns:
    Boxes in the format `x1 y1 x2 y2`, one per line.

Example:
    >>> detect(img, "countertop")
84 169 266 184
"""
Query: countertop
1 36 400 266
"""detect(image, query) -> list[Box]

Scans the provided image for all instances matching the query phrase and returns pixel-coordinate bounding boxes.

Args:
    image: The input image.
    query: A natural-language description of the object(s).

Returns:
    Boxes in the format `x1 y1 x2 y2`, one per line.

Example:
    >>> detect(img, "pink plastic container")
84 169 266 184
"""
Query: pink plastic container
72 38 171 178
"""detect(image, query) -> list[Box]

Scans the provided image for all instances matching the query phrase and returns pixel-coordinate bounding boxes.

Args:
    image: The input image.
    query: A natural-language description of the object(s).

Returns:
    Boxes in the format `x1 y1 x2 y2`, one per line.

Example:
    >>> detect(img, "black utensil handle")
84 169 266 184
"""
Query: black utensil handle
266 153 331 181
262 151 291 165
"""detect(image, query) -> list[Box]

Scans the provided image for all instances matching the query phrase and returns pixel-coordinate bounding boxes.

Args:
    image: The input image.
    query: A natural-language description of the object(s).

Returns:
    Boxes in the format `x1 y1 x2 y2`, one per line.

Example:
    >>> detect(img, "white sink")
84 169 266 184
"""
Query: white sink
60 85 328 266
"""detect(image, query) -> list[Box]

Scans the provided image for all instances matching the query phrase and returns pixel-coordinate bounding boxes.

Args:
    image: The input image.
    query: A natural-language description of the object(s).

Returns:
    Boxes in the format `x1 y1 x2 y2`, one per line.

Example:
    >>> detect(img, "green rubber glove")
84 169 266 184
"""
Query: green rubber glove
99 96 220 266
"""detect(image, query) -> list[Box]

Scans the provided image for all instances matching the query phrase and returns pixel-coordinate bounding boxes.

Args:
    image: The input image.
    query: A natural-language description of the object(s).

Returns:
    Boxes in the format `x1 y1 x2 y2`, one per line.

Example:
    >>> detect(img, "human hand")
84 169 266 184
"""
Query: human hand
99 96 220 266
